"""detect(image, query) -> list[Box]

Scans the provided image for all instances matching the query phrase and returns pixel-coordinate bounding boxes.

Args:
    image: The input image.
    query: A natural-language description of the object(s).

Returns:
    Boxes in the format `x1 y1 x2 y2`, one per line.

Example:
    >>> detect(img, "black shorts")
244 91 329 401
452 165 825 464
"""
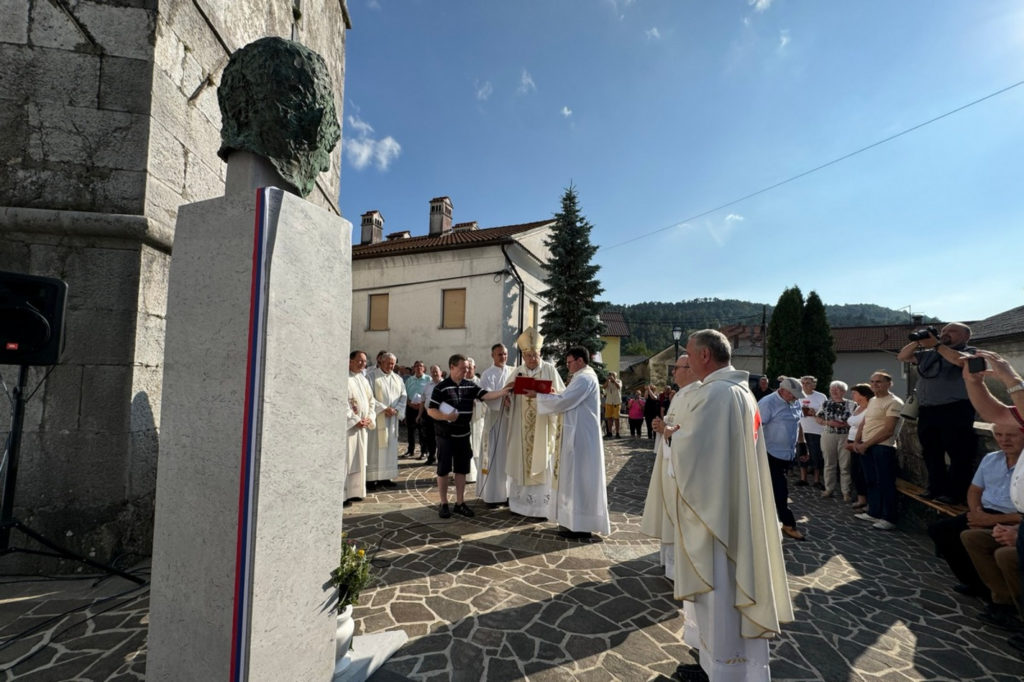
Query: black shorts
436 435 472 476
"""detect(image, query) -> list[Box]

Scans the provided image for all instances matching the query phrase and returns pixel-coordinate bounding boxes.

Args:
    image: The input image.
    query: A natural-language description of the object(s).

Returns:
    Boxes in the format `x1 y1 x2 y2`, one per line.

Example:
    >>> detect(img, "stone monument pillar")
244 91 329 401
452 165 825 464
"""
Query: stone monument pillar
147 38 351 681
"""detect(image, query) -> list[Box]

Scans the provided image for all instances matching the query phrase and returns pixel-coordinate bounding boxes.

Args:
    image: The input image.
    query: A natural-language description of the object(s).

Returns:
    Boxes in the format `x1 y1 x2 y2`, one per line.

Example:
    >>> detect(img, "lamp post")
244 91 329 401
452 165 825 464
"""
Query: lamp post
672 325 683 360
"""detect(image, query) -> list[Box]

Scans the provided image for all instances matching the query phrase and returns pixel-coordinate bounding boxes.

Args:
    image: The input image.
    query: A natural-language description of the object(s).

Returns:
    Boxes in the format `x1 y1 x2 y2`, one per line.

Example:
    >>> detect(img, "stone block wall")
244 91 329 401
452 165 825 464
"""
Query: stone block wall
0 0 348 571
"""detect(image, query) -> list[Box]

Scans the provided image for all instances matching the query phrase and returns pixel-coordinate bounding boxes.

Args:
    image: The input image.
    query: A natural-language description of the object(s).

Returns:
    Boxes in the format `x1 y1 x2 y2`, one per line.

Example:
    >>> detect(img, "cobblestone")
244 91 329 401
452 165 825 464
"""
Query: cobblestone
1 436 1023 680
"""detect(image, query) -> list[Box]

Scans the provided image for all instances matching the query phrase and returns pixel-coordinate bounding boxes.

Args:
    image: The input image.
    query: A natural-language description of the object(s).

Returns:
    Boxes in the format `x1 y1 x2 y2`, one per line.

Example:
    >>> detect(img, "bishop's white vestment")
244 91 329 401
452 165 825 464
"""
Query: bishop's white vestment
477 363 515 504
668 366 793 681
367 371 407 482
506 361 564 517
535 364 610 535
345 371 377 500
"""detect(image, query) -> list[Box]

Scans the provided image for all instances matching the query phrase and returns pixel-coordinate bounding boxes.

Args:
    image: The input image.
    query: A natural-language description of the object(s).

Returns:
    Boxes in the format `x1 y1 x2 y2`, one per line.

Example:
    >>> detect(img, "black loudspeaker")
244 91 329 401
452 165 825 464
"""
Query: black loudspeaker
0 271 68 366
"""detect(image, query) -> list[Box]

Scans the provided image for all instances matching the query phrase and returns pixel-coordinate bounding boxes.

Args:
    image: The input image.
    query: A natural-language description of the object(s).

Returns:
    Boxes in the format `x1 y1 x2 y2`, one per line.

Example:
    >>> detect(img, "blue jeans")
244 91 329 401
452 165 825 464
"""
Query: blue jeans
862 444 898 523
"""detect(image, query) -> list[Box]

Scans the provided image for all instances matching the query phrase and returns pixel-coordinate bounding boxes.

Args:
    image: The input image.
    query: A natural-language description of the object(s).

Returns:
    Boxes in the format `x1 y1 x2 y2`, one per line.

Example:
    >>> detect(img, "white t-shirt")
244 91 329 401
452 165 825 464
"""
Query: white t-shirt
798 390 826 436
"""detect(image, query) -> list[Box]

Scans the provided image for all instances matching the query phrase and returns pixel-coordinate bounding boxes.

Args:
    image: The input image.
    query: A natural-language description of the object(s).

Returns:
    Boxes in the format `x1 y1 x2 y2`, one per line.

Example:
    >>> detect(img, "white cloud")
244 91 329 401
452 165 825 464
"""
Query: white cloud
344 115 401 171
778 29 790 50
347 116 374 137
475 80 493 101
645 27 661 40
707 214 744 246
367 0 381 9
517 69 536 94
749 0 772 12
561 106 573 118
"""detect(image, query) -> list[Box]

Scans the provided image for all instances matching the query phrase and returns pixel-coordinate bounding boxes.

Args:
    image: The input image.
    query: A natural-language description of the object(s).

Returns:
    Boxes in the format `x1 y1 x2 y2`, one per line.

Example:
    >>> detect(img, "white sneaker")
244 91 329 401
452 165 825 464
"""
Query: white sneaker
854 512 877 522
872 520 897 530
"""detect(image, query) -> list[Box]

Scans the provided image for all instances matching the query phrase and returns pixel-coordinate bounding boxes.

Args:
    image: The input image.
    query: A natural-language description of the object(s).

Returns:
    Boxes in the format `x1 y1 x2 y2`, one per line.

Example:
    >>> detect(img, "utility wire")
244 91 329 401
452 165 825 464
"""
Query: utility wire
600 78 1024 251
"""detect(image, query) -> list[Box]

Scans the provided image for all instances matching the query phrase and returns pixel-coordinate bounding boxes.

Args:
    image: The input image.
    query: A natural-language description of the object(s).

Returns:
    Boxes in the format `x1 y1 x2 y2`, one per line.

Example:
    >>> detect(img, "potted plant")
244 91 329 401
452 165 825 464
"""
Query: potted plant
331 533 374 666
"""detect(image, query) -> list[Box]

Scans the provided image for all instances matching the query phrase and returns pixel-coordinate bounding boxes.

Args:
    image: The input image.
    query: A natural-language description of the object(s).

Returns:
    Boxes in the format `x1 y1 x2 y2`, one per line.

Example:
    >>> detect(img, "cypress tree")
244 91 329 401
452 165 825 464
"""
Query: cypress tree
765 286 805 381
540 184 605 376
802 291 835 391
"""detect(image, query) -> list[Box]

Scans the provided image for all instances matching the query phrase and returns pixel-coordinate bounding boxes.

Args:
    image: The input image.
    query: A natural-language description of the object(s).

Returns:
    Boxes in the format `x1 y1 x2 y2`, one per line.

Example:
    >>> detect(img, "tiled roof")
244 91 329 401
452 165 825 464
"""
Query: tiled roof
600 311 631 337
352 220 554 259
970 305 1024 342
832 324 920 352
720 324 763 342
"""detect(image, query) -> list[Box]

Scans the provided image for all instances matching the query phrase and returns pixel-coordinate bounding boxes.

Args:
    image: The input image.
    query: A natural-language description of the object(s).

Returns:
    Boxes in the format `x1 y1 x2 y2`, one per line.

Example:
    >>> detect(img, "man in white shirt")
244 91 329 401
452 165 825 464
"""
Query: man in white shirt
345 350 376 505
366 352 407 489
478 343 516 506
796 375 826 488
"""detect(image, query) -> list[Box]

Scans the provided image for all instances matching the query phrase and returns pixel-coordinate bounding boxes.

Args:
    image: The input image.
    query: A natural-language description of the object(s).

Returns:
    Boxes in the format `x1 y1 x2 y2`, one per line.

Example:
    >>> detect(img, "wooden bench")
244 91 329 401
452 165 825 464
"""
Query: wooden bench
896 479 967 517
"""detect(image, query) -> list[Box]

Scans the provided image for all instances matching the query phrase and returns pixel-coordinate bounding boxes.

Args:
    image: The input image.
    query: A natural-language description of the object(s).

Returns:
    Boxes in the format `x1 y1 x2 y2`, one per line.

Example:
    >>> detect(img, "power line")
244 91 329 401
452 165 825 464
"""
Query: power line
600 78 1024 251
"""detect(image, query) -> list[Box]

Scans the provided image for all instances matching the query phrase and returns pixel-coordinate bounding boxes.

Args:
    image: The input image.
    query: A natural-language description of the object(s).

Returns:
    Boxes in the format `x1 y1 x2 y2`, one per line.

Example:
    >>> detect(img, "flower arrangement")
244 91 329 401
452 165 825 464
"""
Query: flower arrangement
331 533 374 612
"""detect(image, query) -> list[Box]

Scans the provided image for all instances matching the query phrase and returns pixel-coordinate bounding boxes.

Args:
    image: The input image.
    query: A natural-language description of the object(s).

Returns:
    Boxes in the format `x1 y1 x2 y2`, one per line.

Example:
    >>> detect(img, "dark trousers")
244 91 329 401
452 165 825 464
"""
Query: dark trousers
862 444 898 523
927 513 988 595
420 416 436 458
644 414 656 438
802 433 823 473
628 418 643 436
850 449 867 496
767 454 797 528
1017 525 1024 609
405 405 422 452
918 400 977 501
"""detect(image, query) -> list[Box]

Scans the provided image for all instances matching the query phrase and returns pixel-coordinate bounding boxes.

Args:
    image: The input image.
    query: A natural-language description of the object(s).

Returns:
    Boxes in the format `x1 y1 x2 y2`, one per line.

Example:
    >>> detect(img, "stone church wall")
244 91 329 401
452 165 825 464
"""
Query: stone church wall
0 0 348 570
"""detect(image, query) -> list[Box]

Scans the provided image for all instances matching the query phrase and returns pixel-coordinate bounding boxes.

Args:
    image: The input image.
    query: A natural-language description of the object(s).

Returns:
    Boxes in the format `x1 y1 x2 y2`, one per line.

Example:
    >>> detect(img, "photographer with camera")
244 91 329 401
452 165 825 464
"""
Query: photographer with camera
897 322 978 504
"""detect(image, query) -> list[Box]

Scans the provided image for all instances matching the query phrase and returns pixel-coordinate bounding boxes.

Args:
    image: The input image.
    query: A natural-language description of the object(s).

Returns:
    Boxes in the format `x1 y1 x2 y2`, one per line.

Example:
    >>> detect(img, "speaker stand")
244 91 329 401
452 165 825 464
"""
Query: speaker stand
1 365 144 585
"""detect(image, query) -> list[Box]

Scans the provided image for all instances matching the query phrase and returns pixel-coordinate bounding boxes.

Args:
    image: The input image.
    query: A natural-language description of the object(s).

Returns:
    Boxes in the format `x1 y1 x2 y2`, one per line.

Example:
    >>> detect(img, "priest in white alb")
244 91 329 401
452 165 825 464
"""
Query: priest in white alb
366 351 406 489
640 353 699 579
665 329 793 682
530 346 610 539
506 328 565 518
477 343 516 506
345 350 376 504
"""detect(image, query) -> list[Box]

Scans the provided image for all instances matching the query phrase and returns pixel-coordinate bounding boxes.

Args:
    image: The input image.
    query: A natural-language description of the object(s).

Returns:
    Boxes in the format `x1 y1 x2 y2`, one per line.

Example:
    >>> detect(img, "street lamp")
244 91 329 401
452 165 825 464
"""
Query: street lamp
672 325 683 360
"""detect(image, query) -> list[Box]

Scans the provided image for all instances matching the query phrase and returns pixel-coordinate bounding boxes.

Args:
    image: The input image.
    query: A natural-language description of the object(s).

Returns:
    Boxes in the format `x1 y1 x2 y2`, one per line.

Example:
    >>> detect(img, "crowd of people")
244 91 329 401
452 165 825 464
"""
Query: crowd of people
344 327 611 540
345 319 1024 678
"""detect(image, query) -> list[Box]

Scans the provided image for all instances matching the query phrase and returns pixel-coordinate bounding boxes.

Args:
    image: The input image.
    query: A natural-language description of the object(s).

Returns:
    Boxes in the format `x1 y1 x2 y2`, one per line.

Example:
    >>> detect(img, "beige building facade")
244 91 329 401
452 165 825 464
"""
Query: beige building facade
351 197 554 369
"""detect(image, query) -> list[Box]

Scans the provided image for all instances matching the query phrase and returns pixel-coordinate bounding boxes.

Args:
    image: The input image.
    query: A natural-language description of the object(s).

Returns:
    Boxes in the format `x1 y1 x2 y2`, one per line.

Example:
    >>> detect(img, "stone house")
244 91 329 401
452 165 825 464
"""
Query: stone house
351 197 555 370
0 0 351 568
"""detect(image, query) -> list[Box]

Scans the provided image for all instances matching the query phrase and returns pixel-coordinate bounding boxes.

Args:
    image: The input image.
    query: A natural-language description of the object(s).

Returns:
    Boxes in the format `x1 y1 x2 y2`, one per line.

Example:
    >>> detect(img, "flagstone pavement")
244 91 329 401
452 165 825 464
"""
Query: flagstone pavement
2 436 1023 681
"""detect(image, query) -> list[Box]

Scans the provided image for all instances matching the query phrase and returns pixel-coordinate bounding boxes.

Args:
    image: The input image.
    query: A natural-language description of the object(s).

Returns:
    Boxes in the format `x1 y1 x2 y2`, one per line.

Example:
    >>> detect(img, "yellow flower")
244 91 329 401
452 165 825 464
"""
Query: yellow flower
357 549 365 556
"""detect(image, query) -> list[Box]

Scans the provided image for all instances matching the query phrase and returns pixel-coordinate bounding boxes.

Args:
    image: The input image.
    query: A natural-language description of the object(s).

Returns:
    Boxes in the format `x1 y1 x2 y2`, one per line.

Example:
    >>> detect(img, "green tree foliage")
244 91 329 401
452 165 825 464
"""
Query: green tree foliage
605 299 925 355
802 291 836 392
540 184 605 376
766 286 805 380
622 340 651 357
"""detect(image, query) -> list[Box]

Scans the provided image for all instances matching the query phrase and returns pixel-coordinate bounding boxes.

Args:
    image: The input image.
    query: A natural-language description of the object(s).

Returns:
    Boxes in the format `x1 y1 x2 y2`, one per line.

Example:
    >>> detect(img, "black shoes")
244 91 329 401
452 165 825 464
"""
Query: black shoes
424 457 436 466
794 480 809 487
557 527 594 540
379 480 396 488
953 583 990 599
439 504 452 519
453 502 475 517
672 663 709 681
978 603 1024 631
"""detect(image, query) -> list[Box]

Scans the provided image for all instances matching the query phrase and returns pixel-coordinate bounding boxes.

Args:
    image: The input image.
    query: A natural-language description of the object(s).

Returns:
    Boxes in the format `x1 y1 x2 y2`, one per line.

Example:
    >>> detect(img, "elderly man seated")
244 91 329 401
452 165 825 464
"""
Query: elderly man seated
927 423 1023 601
962 522 1022 630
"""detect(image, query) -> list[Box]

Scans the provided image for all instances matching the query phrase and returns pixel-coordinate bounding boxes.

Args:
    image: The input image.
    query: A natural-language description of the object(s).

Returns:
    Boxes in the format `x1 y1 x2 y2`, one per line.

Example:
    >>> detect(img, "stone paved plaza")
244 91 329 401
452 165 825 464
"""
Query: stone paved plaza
2 436 1023 680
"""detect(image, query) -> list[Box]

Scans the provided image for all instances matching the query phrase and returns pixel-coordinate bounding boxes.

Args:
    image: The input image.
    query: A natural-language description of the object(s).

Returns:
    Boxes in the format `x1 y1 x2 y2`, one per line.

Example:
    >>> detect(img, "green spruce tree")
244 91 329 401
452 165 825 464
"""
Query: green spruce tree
802 291 835 392
540 184 605 376
765 286 805 381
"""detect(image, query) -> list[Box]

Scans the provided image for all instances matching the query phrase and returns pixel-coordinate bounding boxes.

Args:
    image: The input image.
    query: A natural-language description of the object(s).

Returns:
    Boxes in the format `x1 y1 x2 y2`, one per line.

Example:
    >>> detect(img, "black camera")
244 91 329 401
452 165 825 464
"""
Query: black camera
908 326 938 342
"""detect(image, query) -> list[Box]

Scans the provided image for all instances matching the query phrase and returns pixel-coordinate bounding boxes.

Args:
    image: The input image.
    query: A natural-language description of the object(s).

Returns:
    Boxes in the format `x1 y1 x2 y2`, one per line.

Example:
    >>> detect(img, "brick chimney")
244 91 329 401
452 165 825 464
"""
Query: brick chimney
360 210 383 244
912 314 923 325
428 196 453 236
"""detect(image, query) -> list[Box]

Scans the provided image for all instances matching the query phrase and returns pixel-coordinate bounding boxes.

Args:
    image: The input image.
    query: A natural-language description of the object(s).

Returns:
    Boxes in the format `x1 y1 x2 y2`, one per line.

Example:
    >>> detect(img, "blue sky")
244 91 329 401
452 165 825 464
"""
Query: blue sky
338 0 1024 324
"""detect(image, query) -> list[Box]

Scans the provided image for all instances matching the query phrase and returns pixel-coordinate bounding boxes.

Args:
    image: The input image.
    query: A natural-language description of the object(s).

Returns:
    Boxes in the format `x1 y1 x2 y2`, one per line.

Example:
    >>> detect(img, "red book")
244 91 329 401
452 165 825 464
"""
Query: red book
513 376 554 394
